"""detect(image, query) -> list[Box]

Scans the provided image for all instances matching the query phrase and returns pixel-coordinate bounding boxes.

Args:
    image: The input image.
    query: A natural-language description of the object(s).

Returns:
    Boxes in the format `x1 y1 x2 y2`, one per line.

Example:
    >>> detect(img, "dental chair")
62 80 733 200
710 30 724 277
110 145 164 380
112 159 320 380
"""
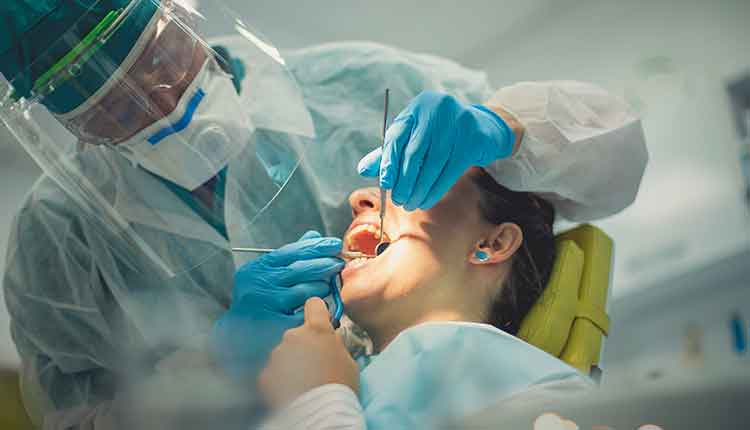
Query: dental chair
518 224 614 380
0 224 613 429
0 369 33 430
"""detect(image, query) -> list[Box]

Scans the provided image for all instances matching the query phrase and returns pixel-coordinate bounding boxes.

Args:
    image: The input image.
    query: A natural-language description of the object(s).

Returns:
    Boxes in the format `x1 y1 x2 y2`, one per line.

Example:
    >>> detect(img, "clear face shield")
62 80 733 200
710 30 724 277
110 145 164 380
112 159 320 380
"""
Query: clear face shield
0 0 316 277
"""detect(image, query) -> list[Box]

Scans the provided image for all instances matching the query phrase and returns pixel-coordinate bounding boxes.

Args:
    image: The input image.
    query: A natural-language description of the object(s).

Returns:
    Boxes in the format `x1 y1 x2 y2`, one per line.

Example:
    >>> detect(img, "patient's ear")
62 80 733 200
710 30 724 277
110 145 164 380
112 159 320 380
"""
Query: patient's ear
469 223 523 265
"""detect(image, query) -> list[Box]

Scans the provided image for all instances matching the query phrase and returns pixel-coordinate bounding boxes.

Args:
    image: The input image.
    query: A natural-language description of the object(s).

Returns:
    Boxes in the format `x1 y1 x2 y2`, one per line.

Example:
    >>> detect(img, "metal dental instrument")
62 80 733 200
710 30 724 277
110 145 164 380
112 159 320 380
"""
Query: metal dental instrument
375 88 391 257
231 247 373 259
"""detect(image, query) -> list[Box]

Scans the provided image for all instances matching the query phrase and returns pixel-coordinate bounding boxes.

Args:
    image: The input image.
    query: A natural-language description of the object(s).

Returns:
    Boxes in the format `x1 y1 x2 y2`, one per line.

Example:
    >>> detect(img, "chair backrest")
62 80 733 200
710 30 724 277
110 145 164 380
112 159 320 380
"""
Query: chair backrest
0 369 34 430
518 224 613 377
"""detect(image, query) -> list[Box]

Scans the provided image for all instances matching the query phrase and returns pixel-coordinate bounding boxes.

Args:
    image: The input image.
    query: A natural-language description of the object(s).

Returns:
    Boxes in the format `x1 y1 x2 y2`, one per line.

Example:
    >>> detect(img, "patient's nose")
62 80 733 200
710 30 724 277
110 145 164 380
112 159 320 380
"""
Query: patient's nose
349 187 380 217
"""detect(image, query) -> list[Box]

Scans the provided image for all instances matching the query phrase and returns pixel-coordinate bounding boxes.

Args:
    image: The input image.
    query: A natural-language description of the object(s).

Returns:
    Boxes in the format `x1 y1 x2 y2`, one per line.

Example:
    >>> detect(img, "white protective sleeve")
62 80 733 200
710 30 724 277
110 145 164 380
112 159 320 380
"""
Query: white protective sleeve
260 384 366 430
484 81 649 222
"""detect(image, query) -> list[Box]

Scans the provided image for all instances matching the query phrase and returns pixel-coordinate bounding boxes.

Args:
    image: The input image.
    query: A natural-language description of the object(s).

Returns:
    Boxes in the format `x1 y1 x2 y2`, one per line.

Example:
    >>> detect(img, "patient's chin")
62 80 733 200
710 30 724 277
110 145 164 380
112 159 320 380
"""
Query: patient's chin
341 244 385 286
341 291 382 324
341 276 373 304
341 272 384 311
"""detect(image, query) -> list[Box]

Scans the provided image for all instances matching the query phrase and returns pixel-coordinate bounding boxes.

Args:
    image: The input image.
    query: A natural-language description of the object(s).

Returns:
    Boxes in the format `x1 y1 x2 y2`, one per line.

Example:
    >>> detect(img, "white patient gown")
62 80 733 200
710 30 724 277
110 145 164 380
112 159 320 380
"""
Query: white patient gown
263 322 591 429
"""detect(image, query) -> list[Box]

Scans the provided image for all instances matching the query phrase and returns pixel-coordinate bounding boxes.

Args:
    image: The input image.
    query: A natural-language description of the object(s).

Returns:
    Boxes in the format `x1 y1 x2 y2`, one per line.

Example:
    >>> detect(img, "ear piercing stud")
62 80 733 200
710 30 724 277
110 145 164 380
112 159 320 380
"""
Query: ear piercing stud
475 250 489 262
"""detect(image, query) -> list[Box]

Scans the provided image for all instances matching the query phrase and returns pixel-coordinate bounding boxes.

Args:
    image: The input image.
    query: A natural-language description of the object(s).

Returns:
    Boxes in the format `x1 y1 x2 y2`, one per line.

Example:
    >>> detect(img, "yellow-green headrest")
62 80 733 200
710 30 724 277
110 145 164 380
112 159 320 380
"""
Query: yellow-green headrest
0 369 33 430
518 224 613 374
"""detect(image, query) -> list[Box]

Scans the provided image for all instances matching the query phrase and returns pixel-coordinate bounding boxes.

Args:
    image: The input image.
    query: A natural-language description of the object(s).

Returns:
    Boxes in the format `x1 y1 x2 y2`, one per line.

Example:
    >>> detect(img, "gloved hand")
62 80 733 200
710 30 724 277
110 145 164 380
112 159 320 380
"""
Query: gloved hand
357 91 516 210
211 231 344 378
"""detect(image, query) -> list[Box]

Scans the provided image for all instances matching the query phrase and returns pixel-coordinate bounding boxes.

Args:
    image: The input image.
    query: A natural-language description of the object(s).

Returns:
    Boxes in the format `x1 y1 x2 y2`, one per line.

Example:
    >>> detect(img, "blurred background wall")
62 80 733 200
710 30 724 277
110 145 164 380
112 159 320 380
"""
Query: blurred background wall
1 0 748 375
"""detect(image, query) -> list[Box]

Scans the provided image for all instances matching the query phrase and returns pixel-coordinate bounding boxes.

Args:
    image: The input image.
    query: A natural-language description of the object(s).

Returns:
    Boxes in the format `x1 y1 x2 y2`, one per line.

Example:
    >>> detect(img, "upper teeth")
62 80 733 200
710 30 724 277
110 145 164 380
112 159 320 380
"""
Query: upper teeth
351 224 380 236
346 223 382 250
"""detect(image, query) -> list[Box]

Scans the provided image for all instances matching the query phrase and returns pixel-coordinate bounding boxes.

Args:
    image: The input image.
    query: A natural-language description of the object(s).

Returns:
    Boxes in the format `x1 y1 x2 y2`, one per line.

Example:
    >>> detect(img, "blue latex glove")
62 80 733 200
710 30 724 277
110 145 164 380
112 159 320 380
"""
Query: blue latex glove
357 91 516 210
211 231 344 378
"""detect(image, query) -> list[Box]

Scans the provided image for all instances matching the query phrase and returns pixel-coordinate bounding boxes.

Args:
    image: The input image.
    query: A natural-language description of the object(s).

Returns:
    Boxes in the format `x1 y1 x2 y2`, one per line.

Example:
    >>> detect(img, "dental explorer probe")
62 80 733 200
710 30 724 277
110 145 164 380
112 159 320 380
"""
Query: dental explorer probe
231 247 375 259
375 89 390 256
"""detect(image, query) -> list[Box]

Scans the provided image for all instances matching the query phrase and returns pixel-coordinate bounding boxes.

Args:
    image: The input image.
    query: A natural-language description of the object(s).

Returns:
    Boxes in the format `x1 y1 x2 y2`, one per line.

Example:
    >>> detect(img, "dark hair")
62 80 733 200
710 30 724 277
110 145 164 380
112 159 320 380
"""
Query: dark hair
472 169 556 336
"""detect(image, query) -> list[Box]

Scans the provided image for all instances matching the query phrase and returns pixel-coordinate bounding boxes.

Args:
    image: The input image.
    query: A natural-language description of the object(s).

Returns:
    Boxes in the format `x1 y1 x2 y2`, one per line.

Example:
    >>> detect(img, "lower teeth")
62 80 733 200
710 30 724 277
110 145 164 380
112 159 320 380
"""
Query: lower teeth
349 257 368 267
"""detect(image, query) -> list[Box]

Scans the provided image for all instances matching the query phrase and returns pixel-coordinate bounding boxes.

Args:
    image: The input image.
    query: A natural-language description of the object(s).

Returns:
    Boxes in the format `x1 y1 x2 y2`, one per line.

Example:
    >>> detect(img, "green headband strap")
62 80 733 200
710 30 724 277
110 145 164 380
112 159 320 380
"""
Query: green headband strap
41 0 159 114
32 9 124 97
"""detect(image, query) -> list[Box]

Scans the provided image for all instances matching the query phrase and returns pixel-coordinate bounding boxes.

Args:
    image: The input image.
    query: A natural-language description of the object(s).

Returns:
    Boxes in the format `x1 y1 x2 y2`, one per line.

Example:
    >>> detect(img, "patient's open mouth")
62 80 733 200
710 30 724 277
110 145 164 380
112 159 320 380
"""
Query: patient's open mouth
343 222 391 271
346 223 389 255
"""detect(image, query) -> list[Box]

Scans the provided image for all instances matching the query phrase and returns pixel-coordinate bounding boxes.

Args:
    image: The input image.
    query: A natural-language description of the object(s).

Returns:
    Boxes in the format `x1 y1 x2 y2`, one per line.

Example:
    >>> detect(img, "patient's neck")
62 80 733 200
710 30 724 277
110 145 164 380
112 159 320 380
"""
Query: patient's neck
360 272 494 353
369 307 483 353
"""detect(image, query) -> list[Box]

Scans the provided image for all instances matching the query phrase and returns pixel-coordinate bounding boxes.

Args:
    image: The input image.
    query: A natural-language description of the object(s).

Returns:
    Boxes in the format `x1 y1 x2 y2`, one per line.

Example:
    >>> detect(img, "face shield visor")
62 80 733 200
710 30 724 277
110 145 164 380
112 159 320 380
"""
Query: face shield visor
0 0 316 278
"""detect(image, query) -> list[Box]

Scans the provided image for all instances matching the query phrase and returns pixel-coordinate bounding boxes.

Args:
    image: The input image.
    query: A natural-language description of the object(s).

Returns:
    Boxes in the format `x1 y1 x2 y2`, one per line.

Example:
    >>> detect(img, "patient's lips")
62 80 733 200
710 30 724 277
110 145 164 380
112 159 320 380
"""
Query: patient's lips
341 222 390 278
342 222 392 278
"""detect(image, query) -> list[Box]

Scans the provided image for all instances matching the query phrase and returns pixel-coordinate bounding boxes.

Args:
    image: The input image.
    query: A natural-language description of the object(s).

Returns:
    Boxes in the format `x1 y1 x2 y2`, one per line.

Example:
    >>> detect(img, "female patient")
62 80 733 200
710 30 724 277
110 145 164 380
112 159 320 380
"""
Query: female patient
257 167 584 429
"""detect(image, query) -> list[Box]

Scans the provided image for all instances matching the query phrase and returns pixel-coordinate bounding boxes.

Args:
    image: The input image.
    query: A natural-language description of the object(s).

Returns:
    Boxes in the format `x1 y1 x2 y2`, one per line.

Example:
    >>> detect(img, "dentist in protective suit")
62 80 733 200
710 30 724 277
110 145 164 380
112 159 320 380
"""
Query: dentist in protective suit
0 0 647 428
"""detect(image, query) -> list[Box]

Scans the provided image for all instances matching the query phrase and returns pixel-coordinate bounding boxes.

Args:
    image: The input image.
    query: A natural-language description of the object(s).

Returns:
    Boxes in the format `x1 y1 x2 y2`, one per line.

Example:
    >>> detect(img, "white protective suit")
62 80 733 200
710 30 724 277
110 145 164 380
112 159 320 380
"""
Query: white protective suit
3 41 647 430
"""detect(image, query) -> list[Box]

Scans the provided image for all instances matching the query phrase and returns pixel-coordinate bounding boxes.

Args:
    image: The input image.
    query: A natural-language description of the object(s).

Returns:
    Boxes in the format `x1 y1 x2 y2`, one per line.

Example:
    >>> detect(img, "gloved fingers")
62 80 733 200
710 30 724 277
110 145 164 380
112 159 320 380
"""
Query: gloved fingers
281 281 331 313
391 122 429 206
402 131 455 211
281 257 345 284
356 147 382 177
419 157 470 210
263 236 342 267
380 116 414 190
298 230 322 241
232 274 266 304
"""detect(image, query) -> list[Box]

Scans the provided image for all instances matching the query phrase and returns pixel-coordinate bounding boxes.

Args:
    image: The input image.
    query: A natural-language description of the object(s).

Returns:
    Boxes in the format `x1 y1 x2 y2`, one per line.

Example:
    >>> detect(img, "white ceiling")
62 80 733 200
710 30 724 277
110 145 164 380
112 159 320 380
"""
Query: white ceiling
216 0 559 66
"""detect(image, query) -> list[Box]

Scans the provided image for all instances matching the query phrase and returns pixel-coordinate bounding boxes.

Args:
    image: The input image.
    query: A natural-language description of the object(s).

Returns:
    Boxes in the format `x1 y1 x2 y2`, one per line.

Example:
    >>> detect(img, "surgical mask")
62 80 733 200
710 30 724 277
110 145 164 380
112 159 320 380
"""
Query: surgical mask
114 58 252 191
